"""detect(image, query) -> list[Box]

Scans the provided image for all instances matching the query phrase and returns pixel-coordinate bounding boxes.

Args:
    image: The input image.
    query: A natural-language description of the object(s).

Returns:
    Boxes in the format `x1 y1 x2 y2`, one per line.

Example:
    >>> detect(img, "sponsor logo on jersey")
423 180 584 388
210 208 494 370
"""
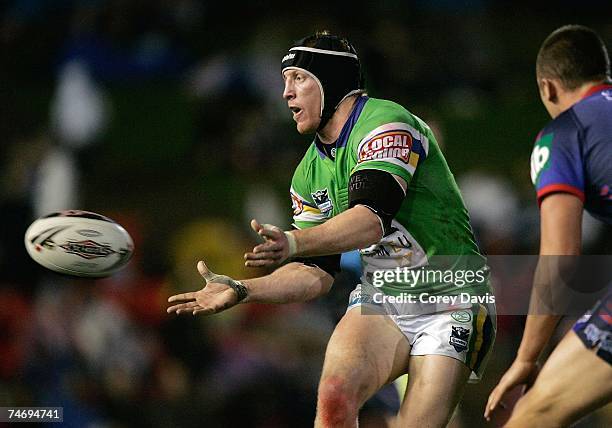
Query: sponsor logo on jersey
451 310 472 323
449 326 470 352
60 240 116 259
530 133 553 185
311 188 333 216
360 221 428 274
358 130 413 164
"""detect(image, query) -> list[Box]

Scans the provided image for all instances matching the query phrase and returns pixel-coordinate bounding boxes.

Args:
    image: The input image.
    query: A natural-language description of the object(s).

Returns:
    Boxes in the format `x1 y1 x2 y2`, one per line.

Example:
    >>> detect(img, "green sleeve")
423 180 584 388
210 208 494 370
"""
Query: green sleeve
348 101 432 185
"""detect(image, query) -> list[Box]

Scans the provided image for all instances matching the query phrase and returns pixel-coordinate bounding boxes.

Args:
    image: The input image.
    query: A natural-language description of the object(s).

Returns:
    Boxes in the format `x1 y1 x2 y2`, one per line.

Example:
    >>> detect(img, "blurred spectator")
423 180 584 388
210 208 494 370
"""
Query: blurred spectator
459 171 521 254
50 60 110 150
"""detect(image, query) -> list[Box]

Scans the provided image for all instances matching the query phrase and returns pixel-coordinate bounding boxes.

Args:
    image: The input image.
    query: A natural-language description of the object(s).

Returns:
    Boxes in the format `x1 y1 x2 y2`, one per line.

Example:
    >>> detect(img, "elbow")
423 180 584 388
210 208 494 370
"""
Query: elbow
318 274 334 296
308 268 334 300
365 222 384 246
287 262 334 301
306 269 333 300
354 205 384 247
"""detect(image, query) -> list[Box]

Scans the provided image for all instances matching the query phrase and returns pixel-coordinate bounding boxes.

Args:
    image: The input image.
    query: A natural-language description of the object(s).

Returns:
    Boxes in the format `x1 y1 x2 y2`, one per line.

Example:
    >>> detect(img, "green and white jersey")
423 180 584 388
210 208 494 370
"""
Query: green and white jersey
290 96 489 297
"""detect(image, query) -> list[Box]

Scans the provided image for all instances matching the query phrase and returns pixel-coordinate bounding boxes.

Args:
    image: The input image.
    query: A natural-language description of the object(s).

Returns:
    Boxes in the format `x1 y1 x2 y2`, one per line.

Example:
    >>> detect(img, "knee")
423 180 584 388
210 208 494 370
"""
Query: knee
317 376 358 426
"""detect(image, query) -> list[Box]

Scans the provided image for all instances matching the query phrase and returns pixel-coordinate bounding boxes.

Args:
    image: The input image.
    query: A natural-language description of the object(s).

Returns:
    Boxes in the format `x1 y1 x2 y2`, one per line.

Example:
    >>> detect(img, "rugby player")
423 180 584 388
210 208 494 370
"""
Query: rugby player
485 25 612 426
168 32 495 427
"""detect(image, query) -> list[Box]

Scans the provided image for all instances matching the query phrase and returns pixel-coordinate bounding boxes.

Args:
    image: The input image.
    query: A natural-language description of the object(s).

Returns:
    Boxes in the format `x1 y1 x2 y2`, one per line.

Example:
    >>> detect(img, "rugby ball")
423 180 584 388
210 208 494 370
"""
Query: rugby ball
24 210 134 277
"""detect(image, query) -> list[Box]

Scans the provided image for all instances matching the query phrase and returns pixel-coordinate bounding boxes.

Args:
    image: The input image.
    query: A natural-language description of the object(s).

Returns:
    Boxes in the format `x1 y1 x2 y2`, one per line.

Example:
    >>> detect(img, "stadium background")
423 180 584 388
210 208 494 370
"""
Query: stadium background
1 0 611 426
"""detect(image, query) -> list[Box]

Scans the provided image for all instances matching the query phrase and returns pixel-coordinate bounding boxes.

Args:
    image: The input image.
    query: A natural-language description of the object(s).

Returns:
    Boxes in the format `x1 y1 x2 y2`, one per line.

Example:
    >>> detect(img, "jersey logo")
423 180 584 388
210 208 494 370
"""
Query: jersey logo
449 326 470 353
311 188 333 217
530 133 553 185
358 130 413 164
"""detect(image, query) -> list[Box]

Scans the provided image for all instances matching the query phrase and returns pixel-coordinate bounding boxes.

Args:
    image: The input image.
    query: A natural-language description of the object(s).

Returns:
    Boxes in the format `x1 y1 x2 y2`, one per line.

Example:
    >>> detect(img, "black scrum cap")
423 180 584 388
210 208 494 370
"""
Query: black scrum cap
281 34 363 129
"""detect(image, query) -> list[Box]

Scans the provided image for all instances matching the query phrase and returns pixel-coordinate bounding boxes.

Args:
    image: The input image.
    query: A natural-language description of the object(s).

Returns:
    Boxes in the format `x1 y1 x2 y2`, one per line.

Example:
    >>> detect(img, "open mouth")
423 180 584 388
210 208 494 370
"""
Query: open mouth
290 106 302 119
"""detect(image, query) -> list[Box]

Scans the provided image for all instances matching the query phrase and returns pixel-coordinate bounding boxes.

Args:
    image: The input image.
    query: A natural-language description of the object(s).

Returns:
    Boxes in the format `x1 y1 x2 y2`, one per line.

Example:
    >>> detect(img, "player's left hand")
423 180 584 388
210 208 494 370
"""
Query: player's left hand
167 261 241 315
244 219 294 267
484 359 539 421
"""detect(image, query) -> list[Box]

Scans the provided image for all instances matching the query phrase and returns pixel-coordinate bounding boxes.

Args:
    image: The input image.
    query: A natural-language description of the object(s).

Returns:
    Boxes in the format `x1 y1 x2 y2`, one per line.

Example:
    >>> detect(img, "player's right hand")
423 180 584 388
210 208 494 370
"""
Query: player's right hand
167 261 240 316
484 359 539 421
244 219 293 267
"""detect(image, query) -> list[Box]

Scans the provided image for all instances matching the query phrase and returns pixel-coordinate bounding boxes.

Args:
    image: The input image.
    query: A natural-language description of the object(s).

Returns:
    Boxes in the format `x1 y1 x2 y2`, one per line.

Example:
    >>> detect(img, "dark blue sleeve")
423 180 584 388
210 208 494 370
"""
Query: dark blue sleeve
530 113 585 206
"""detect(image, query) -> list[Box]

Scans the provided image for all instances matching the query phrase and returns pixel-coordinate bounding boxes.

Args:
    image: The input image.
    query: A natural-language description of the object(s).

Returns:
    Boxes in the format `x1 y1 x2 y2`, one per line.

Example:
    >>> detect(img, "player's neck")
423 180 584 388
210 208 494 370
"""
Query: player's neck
317 96 358 145
555 80 606 117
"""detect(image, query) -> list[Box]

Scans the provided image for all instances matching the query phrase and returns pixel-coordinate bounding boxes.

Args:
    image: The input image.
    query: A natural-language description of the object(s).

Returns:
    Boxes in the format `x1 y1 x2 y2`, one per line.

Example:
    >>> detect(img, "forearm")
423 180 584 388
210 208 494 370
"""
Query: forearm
516 256 566 361
516 313 561 362
291 205 382 257
515 194 583 362
242 262 333 304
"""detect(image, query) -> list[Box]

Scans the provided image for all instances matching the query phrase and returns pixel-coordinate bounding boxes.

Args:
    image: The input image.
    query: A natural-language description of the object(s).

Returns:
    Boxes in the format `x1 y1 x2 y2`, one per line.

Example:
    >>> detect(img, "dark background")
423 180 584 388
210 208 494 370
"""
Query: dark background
1 0 611 426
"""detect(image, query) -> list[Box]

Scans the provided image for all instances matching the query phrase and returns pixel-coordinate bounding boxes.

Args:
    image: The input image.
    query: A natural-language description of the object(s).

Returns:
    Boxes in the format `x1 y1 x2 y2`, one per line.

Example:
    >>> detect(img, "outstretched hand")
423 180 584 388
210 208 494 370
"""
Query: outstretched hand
167 261 241 316
484 359 539 421
244 219 294 268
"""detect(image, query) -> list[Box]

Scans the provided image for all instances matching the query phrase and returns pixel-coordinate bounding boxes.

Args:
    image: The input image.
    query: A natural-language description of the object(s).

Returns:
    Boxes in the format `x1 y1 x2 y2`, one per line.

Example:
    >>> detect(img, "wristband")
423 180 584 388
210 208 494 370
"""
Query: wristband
285 231 298 258
209 274 248 302
227 279 248 302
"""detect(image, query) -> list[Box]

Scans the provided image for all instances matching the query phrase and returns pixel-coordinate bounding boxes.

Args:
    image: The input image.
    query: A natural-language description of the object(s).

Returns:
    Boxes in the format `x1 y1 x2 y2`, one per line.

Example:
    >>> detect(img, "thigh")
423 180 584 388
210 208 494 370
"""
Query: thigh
402 304 496 382
510 331 612 427
396 354 471 428
320 306 411 406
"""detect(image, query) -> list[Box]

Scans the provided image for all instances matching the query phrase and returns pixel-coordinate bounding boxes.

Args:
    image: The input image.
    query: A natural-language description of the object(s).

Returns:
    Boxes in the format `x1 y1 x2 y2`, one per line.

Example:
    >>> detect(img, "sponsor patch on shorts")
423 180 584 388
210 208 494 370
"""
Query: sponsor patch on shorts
451 310 472 323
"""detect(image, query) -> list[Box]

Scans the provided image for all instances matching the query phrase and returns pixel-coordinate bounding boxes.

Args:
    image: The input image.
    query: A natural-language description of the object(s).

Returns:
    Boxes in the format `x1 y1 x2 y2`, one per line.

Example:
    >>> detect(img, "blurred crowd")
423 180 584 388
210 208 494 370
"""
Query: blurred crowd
1 1 612 426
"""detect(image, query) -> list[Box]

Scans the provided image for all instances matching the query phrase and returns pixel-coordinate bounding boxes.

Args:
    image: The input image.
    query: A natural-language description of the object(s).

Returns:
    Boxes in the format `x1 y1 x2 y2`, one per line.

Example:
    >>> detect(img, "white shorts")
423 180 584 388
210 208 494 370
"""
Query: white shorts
347 283 496 382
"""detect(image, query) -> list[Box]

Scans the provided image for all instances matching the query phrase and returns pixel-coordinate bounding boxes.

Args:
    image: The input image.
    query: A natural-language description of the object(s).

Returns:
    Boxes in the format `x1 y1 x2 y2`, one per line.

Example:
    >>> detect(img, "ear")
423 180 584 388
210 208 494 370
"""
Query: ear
539 78 559 104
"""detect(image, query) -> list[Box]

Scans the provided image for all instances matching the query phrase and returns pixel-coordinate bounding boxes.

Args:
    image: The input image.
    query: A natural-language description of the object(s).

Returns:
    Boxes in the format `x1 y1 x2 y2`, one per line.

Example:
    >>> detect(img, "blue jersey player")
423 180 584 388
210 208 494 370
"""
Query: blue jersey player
486 25 612 426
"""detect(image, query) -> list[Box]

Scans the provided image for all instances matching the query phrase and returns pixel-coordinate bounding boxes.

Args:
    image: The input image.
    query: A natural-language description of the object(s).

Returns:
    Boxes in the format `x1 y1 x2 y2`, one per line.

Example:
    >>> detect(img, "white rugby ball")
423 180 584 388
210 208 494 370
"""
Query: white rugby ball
24 210 134 277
